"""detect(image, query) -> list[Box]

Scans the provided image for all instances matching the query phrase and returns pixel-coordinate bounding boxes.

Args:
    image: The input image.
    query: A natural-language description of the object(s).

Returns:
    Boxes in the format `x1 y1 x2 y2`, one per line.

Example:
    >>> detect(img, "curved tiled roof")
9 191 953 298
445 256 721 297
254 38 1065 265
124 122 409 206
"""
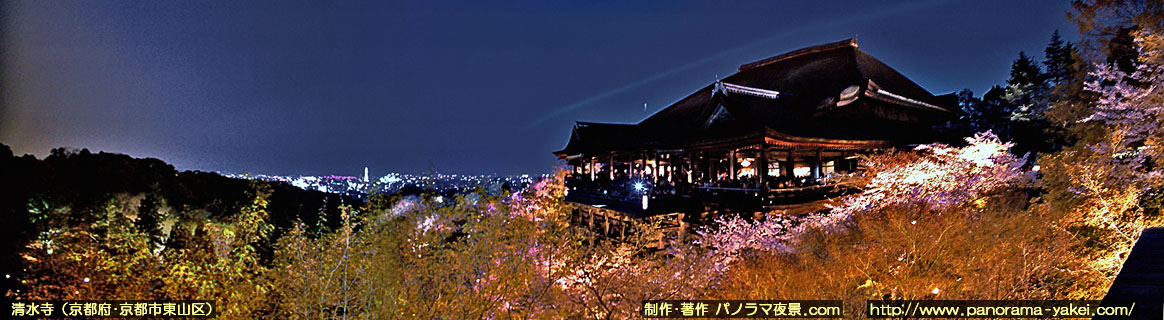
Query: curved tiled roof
555 38 958 157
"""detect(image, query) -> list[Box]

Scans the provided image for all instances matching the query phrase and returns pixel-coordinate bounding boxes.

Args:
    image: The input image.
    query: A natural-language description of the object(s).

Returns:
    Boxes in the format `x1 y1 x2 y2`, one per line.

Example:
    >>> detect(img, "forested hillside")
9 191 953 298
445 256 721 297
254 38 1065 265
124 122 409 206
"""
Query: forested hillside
0 145 357 301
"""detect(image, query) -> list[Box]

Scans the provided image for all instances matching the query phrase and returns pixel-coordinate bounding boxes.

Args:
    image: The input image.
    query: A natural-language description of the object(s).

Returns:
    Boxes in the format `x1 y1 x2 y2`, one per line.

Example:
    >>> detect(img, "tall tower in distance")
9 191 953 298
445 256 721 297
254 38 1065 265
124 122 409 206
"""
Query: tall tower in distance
363 167 369 182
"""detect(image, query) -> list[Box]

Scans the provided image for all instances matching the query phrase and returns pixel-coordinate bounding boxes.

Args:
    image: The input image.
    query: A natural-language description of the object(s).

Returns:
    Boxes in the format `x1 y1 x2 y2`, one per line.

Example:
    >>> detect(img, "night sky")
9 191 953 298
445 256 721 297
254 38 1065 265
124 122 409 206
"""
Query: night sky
1 0 1079 176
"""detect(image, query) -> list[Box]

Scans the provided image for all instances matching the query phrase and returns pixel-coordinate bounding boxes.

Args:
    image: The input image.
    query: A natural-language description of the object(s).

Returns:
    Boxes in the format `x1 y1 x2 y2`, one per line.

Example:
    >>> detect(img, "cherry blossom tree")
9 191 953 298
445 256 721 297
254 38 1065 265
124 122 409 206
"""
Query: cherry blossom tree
784 131 1035 241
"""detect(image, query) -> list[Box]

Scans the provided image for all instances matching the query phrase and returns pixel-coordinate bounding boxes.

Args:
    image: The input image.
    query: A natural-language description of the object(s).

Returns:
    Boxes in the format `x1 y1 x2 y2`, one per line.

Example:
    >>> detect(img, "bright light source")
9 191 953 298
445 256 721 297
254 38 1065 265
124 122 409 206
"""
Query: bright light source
738 168 756 177
793 166 812 177
932 288 940 295
83 277 90 283
740 159 752 167
642 195 649 210
1032 165 1041 172
633 182 645 191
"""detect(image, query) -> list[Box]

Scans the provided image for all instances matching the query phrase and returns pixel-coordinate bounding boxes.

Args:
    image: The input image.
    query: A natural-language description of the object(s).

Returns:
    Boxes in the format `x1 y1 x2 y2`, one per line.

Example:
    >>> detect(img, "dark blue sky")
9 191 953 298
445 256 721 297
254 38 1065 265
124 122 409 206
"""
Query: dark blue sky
1 0 1078 176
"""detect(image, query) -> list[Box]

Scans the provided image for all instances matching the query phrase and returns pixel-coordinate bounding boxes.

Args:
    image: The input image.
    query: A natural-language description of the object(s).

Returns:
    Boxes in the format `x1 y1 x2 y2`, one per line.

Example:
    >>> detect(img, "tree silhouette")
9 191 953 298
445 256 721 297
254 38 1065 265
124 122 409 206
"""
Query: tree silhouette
135 193 164 248
1044 30 1079 84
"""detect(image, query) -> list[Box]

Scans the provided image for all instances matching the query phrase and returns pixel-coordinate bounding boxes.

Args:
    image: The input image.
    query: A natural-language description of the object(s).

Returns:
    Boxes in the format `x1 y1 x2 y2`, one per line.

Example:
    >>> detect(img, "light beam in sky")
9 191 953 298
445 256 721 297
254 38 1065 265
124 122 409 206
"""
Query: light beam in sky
526 0 951 129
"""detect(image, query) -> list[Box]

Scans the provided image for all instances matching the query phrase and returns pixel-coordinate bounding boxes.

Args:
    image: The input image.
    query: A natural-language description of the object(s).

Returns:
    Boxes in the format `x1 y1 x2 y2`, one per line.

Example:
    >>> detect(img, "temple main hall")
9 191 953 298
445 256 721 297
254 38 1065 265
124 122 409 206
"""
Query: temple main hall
554 38 960 222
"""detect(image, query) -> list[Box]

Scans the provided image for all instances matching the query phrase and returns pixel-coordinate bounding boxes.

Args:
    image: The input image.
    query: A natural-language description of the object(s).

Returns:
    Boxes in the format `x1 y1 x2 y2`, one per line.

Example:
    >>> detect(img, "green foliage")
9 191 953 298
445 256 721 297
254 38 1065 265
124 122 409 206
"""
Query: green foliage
271 184 568 318
135 193 164 248
18 196 163 300
160 182 274 318
13 183 278 318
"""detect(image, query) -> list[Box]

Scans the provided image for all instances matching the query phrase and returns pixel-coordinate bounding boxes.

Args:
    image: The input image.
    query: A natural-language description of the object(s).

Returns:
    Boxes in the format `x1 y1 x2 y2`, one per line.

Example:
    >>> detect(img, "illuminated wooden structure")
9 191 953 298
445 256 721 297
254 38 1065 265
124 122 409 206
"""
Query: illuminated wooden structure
554 38 959 216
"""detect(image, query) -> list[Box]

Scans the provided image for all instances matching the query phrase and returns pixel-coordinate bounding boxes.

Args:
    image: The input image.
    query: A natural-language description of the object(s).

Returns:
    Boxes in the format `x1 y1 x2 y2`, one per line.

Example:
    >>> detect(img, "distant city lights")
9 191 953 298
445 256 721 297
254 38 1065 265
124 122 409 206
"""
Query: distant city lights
224 170 547 198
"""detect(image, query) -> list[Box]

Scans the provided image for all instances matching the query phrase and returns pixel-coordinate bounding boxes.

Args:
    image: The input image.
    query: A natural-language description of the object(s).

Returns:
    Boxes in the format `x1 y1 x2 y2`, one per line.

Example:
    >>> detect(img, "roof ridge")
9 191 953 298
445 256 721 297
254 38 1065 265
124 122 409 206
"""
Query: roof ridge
738 37 858 71
851 48 939 105
576 121 637 127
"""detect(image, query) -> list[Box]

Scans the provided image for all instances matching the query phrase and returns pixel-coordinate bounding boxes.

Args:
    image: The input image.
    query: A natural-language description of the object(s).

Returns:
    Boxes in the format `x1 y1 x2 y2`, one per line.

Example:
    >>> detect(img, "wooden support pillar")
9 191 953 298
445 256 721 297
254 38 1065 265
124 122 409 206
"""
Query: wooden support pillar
678 213 687 243
620 218 626 238
709 153 716 181
758 144 769 191
603 211 610 237
589 157 596 181
657 225 666 250
789 152 796 178
637 151 647 178
667 154 673 182
629 153 635 177
609 153 615 180
667 154 673 183
785 150 794 178
813 150 823 179
729 149 736 180
642 151 647 180
634 151 639 178
588 208 595 246
679 153 689 182
652 152 659 183
640 151 646 178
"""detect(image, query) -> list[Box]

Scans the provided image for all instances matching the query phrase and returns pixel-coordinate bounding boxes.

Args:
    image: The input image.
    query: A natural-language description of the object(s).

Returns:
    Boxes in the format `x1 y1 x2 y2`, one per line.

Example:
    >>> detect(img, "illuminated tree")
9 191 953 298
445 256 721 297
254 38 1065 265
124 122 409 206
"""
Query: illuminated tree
160 183 274 317
271 205 371 319
1037 27 1164 295
828 131 1032 220
17 196 163 300
712 133 1082 307
694 214 794 274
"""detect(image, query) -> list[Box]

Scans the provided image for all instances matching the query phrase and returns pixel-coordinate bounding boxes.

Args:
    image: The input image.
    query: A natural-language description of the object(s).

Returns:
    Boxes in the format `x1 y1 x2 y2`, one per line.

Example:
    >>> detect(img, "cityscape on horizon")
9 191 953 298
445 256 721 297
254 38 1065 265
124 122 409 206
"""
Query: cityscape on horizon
222 168 545 198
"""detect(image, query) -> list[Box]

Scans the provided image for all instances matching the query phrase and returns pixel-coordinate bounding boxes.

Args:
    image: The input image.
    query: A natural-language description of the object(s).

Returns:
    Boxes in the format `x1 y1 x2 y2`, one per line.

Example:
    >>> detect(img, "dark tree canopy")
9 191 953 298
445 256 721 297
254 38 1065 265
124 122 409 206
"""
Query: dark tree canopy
0 143 360 297
1008 52 1045 88
1044 30 1079 84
